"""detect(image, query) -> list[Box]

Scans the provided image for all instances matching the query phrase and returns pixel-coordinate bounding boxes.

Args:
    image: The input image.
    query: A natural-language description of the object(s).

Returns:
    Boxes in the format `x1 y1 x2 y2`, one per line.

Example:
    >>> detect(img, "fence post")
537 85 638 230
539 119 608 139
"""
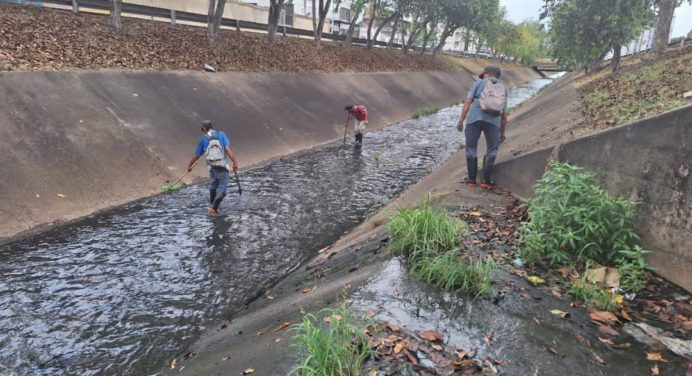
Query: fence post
170 9 176 25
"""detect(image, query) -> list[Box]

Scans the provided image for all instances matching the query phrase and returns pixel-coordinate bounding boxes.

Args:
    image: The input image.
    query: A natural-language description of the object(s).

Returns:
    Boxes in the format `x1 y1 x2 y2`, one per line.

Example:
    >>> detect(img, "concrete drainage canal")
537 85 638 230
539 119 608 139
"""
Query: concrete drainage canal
0 74 562 375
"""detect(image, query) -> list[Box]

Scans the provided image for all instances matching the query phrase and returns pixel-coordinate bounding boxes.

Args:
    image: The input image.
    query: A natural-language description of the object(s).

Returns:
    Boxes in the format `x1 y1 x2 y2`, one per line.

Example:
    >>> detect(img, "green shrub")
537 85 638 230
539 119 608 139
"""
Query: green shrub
410 251 496 298
520 162 649 291
617 245 651 292
412 107 440 118
388 198 465 259
291 307 370 376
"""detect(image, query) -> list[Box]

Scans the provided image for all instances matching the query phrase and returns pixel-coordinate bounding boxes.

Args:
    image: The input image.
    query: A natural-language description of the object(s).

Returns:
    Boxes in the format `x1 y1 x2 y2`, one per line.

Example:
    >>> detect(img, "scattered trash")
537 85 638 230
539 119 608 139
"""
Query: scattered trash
630 322 692 358
512 257 524 267
203 63 216 72
527 276 545 285
57 193 66 198
243 368 255 374
584 267 620 288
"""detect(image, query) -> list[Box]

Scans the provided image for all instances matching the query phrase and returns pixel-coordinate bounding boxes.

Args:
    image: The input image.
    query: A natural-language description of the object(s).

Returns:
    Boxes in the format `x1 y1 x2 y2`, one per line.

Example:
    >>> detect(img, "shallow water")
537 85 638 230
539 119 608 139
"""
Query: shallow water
0 74 560 375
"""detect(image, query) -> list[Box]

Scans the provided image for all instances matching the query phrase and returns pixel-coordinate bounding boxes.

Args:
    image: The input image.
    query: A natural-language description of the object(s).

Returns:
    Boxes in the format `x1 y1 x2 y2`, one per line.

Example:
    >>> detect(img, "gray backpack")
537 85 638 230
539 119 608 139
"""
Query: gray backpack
478 79 507 116
205 134 226 168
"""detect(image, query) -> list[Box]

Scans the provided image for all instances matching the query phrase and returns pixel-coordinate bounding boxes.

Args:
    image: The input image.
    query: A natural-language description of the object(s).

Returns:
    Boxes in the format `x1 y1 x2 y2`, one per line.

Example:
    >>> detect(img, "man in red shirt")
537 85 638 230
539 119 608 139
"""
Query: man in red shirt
345 105 368 144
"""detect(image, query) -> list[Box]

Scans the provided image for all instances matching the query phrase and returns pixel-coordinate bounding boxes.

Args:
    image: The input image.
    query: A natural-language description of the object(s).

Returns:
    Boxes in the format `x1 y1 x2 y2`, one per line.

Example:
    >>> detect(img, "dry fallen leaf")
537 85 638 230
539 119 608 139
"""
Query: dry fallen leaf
590 311 620 326
57 193 66 198
598 325 619 336
273 322 290 332
431 343 443 351
418 330 444 342
619 309 631 322
394 342 404 354
469 211 482 217
593 353 606 365
646 352 669 362
256 331 264 337
650 364 659 376
576 334 590 348
302 287 313 294
274 338 282 343
532 316 542 325
243 368 255 374
170 358 177 369
456 350 467 359
550 309 571 319
485 330 494 343
221 356 230 362
367 310 375 317
598 337 614 345
548 347 559 356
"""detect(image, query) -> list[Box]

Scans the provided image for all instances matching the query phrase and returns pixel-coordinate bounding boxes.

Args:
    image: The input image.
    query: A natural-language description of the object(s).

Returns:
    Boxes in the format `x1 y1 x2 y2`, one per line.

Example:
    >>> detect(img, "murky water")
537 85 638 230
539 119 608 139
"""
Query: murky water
0 75 560 375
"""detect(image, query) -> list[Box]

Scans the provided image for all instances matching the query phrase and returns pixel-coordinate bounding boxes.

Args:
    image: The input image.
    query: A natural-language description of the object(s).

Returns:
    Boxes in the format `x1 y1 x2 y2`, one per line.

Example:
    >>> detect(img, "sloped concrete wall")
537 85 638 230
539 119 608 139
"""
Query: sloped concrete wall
494 105 692 291
0 68 539 240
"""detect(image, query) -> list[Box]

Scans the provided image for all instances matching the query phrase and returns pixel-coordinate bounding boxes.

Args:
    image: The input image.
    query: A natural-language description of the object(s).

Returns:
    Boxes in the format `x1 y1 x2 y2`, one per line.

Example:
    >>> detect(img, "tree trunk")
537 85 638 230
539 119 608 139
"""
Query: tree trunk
420 24 433 55
433 25 456 56
463 29 472 52
366 0 379 48
371 12 397 49
71 0 79 14
611 44 621 71
343 10 361 48
314 0 331 48
207 0 227 43
110 0 122 31
474 37 483 58
387 17 399 49
268 0 284 42
652 0 675 58
406 15 430 54
398 12 406 51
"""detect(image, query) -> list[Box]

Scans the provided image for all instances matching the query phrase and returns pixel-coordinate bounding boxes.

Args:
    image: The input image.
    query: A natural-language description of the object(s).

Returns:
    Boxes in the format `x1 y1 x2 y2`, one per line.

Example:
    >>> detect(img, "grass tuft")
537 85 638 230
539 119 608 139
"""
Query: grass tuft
412 106 440 119
388 198 495 297
291 307 370 376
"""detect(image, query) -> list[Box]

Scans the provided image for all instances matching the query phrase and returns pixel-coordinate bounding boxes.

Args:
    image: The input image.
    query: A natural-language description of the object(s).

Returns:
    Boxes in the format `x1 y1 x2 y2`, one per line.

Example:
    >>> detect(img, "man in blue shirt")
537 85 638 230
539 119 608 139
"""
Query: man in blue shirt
187 120 239 214
457 65 508 189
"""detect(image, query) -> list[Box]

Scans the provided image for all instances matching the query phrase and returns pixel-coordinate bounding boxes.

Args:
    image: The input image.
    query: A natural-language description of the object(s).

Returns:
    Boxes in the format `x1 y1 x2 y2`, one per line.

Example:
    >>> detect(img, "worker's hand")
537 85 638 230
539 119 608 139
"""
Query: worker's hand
187 166 193 172
456 120 465 132
500 134 506 143
232 162 238 172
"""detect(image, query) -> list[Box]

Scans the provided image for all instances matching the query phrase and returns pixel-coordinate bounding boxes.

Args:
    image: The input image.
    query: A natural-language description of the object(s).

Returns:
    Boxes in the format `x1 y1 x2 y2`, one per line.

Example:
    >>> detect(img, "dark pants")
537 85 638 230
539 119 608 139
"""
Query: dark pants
209 167 229 209
465 121 500 183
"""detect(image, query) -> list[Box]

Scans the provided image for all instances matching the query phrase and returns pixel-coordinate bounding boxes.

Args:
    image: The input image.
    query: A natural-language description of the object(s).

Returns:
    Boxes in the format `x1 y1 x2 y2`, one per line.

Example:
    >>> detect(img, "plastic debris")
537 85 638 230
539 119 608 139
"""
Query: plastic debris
203 63 216 72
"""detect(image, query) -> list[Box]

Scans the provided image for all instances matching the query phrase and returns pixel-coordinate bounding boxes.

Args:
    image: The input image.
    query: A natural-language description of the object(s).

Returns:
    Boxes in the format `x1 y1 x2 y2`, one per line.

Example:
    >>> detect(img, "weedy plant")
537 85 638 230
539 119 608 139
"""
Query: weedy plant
412 107 440 119
567 276 617 311
388 198 495 297
388 197 464 259
520 162 650 292
291 307 370 376
410 251 496 298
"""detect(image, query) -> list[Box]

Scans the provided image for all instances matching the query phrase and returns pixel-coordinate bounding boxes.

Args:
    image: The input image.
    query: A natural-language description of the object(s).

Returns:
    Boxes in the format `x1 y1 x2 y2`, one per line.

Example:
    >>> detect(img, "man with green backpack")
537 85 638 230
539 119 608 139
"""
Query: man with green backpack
187 120 239 214
456 65 508 189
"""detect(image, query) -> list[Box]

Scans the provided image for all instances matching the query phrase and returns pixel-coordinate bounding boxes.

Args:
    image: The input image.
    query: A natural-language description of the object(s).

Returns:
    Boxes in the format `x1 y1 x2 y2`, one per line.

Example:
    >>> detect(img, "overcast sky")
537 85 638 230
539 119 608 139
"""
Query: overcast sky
500 0 692 39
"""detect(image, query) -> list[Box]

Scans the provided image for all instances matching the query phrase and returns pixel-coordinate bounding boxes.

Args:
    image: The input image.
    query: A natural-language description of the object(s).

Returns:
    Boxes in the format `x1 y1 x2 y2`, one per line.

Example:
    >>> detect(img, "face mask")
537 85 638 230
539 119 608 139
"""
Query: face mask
207 130 213 137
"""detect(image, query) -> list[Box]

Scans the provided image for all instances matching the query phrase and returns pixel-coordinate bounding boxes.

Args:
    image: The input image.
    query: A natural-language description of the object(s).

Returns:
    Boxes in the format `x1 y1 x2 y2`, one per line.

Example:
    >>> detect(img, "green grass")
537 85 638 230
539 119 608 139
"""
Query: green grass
519 162 650 292
388 198 495 298
567 276 616 311
291 307 370 376
410 251 496 298
412 106 440 119
372 152 388 164
388 197 465 259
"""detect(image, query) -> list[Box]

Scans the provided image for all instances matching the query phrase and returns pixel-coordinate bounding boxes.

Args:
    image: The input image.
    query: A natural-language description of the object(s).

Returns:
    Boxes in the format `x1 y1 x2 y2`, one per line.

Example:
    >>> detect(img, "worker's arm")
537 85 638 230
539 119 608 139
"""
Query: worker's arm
458 99 472 126
500 112 508 143
225 145 238 172
187 155 199 172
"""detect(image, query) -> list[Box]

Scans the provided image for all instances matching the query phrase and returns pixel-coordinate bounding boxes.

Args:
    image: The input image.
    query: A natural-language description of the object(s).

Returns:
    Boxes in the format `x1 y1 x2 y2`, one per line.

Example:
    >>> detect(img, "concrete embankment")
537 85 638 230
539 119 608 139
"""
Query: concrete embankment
495 104 692 291
0 67 539 241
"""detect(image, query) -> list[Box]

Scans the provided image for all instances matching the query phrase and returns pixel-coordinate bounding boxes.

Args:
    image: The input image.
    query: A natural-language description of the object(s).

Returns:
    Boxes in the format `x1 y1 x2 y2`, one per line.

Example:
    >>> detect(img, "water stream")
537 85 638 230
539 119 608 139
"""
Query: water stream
0 74 561 375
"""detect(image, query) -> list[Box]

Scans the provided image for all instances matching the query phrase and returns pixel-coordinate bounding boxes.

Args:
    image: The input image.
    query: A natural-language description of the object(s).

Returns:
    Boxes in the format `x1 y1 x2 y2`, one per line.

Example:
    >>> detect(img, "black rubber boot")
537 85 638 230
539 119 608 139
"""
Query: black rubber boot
466 157 478 183
355 133 363 144
212 192 227 211
482 157 496 187
209 189 217 205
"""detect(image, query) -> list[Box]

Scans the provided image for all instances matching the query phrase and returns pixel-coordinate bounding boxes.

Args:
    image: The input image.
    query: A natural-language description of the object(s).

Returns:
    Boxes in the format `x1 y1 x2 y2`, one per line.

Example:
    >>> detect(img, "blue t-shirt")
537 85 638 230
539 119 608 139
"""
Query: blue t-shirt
195 130 231 158
465 78 507 128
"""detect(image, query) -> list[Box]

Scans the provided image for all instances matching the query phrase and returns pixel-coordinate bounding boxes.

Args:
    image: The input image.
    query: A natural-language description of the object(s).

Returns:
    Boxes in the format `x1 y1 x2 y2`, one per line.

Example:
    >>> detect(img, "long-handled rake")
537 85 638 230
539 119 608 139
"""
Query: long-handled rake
161 159 199 192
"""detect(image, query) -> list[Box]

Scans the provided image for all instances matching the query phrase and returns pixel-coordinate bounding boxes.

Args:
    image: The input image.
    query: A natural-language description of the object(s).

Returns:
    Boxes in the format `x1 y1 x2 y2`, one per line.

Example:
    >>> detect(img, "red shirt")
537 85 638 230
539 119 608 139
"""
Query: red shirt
350 105 368 122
